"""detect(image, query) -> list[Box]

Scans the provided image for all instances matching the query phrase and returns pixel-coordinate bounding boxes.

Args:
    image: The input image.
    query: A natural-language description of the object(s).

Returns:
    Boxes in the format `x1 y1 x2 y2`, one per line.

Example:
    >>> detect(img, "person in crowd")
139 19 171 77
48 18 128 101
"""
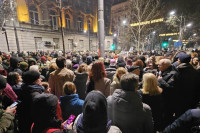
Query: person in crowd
87 61 111 97
7 57 22 75
104 58 110 69
0 57 3 69
116 56 126 68
86 56 93 65
19 61 29 73
147 56 157 69
41 82 51 93
105 59 116 82
0 75 17 133
31 93 73 133
73 90 122 133
174 54 200 118
139 55 146 68
48 56 74 98
40 56 46 67
17 70 44 133
157 59 178 126
191 56 199 69
107 73 153 133
60 82 84 121
46 62 58 81
126 58 133 69
128 65 140 77
133 59 144 80
163 109 200 133
110 67 127 95
29 65 40 72
7 72 22 96
73 63 88 100
138 73 164 131
28 58 37 69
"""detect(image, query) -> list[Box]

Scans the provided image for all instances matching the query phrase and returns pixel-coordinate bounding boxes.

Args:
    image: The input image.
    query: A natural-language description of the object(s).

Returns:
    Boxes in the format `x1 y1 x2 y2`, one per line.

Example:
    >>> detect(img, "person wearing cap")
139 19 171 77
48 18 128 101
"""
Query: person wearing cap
174 54 200 118
17 70 44 133
107 73 153 133
0 75 16 133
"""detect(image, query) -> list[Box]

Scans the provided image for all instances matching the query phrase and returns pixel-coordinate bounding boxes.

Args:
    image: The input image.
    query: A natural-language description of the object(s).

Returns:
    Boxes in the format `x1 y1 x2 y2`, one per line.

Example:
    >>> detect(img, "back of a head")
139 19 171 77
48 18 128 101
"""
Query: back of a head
120 73 139 91
63 81 76 95
82 91 107 133
0 75 6 90
7 72 19 86
56 56 66 68
32 93 58 122
22 70 40 84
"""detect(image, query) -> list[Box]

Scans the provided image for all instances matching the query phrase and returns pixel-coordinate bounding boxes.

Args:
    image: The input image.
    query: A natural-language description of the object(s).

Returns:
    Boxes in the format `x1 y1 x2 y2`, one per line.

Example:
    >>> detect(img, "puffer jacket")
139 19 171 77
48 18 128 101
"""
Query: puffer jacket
107 89 153 133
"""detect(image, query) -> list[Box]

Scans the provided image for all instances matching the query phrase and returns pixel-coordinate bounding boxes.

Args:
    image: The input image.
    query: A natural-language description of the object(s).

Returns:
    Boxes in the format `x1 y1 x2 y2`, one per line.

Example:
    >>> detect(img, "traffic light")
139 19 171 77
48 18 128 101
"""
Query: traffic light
111 44 115 50
162 40 168 48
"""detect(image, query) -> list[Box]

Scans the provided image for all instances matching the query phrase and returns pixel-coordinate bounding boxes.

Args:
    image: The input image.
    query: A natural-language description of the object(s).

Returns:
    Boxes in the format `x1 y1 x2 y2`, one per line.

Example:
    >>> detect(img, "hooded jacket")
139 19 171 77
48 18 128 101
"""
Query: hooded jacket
17 84 44 133
107 89 153 133
73 71 88 100
75 91 112 133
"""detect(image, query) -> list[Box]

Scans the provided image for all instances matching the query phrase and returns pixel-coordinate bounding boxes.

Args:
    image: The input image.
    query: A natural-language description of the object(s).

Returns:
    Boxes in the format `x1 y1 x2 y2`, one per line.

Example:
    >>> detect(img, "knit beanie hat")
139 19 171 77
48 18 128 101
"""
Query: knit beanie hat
178 54 191 63
23 70 40 84
0 75 6 90
19 62 28 70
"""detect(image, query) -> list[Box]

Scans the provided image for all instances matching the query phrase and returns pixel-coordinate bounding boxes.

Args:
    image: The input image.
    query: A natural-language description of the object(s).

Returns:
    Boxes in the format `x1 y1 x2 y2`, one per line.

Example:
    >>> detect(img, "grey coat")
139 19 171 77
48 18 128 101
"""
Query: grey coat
107 89 153 133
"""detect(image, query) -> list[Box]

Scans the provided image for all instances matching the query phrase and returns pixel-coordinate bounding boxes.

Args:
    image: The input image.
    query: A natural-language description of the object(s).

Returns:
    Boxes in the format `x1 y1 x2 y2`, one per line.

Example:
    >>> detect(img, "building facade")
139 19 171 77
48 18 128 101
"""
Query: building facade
0 0 113 52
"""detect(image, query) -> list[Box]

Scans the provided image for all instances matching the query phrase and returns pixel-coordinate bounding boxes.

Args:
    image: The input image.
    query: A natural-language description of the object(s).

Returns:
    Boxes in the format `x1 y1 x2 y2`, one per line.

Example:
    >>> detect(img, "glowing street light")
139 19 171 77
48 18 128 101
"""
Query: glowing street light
84 30 87 33
114 33 117 37
186 23 192 27
193 33 197 36
122 20 127 25
170 11 175 16
152 31 156 35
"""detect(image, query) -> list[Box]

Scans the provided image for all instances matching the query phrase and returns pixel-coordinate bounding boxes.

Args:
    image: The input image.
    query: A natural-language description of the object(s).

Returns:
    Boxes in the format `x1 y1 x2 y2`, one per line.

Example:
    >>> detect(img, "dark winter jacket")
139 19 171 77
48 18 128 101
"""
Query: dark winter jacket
107 89 153 133
174 63 200 117
60 94 84 121
73 72 88 100
17 84 44 133
163 109 200 133
105 68 116 82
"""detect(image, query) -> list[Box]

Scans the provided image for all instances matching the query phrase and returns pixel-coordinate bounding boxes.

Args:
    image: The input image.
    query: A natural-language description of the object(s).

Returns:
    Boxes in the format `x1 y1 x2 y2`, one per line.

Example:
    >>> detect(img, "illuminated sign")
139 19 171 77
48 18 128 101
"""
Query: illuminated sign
130 18 164 27
159 33 179 37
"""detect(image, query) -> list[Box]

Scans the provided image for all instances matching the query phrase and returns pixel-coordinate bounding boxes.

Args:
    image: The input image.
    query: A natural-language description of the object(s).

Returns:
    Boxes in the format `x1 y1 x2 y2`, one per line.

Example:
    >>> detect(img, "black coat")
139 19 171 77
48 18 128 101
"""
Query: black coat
163 109 200 133
17 84 44 133
73 72 88 100
174 63 200 117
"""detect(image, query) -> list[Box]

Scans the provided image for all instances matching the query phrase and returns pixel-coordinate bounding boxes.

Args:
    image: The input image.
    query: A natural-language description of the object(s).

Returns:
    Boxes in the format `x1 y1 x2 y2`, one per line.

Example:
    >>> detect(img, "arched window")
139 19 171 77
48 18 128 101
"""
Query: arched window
77 17 83 32
29 5 39 24
65 14 71 29
50 11 58 30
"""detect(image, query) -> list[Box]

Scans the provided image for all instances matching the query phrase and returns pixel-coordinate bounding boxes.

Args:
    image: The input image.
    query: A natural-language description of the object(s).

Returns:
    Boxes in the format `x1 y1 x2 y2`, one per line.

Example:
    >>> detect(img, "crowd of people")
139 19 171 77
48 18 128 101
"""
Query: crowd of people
0 49 199 133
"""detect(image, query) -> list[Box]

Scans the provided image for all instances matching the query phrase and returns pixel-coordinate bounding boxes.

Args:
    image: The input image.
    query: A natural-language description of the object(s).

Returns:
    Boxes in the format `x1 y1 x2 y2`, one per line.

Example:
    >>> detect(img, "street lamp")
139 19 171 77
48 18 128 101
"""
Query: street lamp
193 33 197 36
122 20 127 25
113 33 117 37
186 23 192 27
170 11 175 16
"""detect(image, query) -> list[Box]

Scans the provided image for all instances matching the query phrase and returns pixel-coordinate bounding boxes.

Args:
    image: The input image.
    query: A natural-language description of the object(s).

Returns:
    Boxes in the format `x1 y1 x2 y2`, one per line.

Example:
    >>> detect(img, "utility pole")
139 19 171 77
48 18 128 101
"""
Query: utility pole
98 0 105 57
11 0 20 52
88 20 91 51
2 28 10 52
59 0 65 56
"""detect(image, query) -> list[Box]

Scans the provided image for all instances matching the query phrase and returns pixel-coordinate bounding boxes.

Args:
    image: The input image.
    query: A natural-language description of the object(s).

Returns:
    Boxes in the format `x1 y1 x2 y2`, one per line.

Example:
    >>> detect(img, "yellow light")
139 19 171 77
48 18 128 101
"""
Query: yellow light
16 0 29 22
84 16 88 31
130 18 164 27
159 33 179 37
93 11 98 33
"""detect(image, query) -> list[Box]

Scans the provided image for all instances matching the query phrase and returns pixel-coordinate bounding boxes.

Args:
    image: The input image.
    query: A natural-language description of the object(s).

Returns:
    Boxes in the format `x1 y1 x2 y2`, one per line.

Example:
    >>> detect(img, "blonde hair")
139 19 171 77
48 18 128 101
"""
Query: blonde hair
116 67 127 77
142 73 162 96
77 63 88 73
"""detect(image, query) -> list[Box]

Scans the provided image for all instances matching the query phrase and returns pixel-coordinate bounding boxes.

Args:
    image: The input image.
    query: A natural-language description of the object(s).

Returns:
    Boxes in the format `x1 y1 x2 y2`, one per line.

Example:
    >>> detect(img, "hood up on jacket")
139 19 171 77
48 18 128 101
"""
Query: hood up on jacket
77 91 111 133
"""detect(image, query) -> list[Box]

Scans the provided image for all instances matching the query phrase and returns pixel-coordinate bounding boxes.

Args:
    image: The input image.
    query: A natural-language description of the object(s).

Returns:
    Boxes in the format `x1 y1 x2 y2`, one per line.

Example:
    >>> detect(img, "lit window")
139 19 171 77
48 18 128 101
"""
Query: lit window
77 17 83 32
